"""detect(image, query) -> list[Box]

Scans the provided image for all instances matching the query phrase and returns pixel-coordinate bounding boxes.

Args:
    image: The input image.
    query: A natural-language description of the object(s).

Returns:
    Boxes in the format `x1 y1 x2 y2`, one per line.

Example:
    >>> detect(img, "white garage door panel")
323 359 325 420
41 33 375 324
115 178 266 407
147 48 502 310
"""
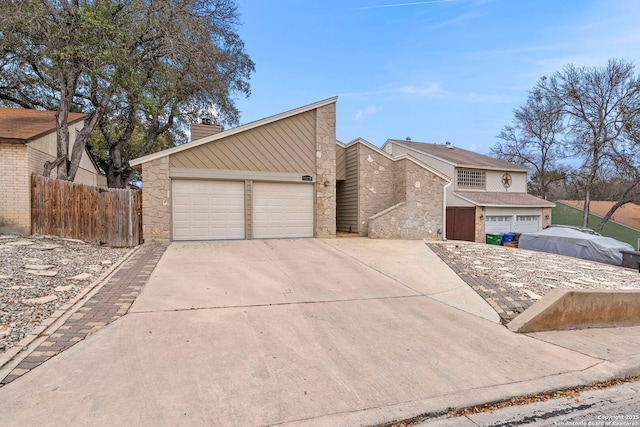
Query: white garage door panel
253 182 314 239
514 215 541 233
486 216 512 234
172 180 245 241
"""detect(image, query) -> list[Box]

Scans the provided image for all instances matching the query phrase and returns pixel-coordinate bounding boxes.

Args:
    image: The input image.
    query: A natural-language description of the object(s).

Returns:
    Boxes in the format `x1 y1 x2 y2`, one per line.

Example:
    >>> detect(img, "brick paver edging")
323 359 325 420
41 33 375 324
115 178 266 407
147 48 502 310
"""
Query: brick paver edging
427 243 534 324
0 242 168 386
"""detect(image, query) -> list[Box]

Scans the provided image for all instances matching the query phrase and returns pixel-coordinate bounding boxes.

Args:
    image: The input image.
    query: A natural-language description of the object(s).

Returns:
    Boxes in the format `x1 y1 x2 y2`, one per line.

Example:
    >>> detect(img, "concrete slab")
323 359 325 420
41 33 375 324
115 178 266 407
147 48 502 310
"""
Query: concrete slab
1 239 638 427
322 238 500 322
0 296 599 427
131 239 419 313
528 326 640 361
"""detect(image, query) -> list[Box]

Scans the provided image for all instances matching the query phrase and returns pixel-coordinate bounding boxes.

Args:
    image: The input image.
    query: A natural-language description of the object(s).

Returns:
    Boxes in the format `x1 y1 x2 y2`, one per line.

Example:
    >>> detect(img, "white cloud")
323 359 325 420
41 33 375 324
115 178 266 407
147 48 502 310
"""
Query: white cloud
355 104 382 121
397 82 447 97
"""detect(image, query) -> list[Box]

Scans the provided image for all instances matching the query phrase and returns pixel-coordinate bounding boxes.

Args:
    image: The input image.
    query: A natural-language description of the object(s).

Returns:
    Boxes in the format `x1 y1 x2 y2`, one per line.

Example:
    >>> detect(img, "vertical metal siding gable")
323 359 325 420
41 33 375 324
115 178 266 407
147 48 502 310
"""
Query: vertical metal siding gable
169 110 316 173
336 145 346 180
336 143 359 232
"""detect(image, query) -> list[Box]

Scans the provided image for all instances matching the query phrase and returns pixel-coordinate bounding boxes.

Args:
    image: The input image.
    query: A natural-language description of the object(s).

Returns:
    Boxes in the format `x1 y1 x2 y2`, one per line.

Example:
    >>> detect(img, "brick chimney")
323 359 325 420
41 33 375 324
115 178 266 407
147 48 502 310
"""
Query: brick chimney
190 118 223 141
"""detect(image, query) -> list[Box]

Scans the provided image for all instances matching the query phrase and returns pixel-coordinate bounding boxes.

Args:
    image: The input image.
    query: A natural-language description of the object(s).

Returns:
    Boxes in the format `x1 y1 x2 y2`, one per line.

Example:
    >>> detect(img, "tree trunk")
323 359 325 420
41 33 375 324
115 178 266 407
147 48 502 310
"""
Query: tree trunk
582 187 591 228
106 166 133 189
595 200 631 234
594 179 639 233
42 156 66 178
54 73 76 180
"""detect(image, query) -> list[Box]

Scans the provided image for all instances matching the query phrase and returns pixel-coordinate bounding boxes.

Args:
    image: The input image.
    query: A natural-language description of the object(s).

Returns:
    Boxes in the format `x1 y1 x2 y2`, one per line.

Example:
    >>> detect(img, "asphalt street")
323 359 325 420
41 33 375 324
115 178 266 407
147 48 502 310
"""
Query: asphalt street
417 379 640 426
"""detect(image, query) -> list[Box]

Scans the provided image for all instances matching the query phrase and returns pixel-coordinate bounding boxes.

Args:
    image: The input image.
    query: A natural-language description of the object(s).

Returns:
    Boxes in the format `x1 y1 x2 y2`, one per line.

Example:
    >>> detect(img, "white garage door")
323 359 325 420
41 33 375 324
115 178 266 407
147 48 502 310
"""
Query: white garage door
253 182 314 239
486 216 512 234
514 215 541 233
172 180 245 241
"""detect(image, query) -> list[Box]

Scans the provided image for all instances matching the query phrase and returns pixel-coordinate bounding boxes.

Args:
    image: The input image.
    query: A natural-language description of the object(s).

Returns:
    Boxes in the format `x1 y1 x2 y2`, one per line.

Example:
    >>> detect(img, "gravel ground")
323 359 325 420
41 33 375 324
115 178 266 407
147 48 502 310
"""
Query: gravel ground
0 234 130 353
434 242 640 301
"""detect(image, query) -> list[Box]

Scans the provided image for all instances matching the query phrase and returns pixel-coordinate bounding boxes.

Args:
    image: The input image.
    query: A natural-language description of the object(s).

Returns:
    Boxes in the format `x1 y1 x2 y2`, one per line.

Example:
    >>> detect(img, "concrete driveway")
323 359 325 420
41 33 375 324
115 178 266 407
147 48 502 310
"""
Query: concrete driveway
0 239 622 426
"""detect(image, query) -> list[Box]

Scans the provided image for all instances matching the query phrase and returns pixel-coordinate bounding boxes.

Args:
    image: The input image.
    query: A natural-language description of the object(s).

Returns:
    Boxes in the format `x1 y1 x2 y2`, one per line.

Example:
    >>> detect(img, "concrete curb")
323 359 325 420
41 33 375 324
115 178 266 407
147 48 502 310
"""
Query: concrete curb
277 355 640 427
0 245 139 377
508 289 640 333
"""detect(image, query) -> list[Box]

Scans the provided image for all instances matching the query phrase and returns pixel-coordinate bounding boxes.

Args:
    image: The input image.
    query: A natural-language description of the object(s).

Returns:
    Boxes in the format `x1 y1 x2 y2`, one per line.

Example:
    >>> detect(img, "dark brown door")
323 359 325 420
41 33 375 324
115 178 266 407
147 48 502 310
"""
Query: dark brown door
446 207 475 241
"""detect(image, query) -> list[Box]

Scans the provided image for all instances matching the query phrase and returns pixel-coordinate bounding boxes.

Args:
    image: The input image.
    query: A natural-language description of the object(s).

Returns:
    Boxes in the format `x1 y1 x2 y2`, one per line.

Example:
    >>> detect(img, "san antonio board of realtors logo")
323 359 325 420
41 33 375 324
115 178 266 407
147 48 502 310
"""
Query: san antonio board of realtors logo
502 173 512 188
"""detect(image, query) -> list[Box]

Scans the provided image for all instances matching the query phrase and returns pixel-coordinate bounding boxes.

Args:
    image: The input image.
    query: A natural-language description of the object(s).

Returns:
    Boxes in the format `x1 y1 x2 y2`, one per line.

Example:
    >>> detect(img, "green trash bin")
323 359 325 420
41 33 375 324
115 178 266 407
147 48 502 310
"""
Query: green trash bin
486 233 502 245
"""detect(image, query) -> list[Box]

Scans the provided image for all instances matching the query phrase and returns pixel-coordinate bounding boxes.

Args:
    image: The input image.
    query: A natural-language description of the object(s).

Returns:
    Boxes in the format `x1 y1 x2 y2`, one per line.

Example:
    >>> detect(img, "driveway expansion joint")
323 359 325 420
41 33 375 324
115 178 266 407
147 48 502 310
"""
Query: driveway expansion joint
319 239 424 296
0 242 168 387
130 294 426 315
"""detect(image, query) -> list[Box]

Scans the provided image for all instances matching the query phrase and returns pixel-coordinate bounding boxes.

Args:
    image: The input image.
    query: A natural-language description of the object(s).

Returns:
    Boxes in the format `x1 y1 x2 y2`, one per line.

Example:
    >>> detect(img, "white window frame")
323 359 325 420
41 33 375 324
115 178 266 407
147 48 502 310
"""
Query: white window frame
457 169 486 189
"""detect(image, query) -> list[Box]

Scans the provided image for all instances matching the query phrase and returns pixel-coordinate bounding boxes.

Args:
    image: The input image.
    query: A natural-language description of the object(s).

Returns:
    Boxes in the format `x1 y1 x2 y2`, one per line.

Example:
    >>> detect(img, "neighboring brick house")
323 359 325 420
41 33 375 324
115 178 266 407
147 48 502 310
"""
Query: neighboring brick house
383 139 554 242
0 107 104 235
130 98 450 242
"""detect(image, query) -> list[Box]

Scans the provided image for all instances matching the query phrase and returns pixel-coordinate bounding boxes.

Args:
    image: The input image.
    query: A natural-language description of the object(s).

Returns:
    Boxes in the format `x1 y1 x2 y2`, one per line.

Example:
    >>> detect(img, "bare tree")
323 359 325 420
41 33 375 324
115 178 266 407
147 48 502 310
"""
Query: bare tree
491 91 566 200
535 59 640 227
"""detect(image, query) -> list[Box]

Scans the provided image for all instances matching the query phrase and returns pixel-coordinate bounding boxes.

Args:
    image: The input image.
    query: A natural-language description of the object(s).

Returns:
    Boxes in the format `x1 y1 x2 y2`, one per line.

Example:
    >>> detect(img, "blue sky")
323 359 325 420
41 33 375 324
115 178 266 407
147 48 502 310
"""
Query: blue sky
232 0 640 154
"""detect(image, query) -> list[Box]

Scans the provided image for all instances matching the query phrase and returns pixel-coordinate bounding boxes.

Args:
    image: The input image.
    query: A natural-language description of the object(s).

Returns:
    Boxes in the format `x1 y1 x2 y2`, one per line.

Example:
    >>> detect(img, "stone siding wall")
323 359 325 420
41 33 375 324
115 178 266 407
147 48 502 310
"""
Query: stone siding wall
141 156 171 241
357 146 395 236
392 159 406 205
475 206 486 243
367 159 446 240
403 160 444 237
0 143 30 235
315 104 337 238
542 207 552 229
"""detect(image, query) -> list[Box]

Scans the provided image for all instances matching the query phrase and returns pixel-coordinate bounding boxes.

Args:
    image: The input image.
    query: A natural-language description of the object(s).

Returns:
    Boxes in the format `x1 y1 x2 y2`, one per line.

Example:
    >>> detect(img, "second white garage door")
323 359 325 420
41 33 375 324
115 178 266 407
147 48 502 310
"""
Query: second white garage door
514 215 541 233
253 182 314 238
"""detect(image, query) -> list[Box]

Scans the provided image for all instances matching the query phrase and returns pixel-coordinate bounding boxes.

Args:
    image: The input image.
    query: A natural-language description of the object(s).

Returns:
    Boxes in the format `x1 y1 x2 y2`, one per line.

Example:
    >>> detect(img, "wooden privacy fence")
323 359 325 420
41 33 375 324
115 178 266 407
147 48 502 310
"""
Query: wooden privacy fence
31 175 142 247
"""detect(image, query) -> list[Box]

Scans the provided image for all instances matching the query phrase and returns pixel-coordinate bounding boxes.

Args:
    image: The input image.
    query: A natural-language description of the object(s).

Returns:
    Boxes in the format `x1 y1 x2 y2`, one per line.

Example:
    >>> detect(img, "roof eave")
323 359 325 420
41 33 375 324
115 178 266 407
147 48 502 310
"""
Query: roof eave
346 138 450 182
480 203 557 208
387 139 531 172
456 163 531 173
453 192 555 208
0 137 28 144
386 140 458 168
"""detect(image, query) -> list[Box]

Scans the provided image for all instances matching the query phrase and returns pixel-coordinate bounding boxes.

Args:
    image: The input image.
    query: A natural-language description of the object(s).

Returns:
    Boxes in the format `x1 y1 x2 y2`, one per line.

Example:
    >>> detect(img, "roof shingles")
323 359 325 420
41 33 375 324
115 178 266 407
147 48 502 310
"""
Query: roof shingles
455 191 555 207
388 139 529 172
0 107 85 144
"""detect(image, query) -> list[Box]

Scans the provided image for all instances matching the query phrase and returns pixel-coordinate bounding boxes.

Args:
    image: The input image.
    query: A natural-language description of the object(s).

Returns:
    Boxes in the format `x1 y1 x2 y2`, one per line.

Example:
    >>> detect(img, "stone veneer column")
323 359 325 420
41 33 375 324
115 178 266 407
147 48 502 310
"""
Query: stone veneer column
141 156 171 241
542 207 552 228
315 103 337 238
474 206 486 243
